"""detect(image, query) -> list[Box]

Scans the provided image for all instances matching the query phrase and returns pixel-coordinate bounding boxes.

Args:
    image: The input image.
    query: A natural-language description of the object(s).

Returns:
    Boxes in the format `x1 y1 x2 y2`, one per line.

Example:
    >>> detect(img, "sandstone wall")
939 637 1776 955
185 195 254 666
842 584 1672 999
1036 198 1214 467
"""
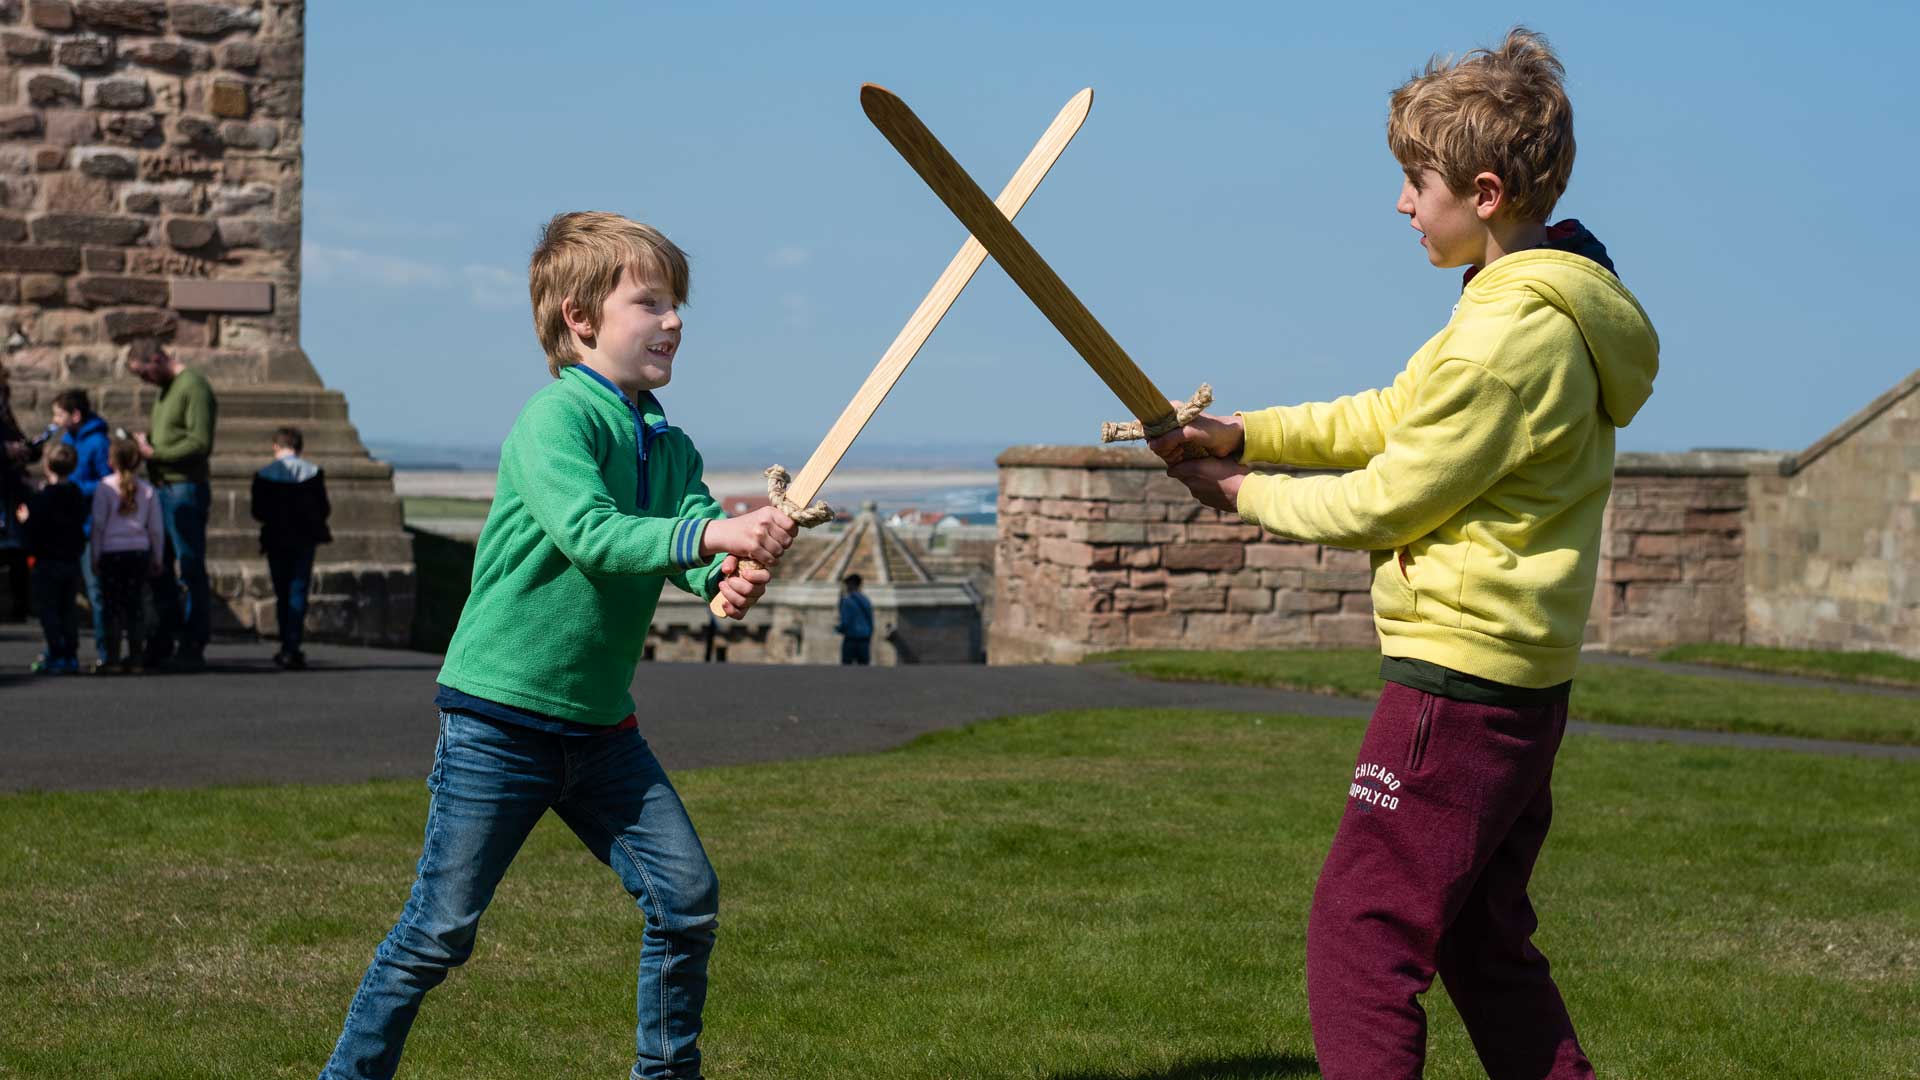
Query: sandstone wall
992 446 1375 664
1746 375 1920 658
2 0 308 382
1 0 415 646
1592 454 1758 650
994 446 1784 664
649 580 983 666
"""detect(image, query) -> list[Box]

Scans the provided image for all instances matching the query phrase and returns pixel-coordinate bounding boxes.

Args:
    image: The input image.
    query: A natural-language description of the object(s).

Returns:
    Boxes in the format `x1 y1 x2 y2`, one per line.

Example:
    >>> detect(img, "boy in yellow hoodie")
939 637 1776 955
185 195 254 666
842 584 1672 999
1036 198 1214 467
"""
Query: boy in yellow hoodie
1151 28 1657 1080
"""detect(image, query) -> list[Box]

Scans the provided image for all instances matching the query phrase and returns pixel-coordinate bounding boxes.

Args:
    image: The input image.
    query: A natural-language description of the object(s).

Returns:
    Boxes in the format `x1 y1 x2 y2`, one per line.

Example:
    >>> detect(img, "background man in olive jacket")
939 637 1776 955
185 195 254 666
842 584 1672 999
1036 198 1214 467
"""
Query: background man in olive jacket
129 338 218 671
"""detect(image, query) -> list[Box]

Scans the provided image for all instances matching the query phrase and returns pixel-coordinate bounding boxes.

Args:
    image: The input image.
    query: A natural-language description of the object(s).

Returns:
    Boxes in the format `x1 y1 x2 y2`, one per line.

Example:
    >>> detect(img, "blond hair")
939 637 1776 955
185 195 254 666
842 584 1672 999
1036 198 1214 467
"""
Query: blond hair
528 211 690 377
1387 27 1574 223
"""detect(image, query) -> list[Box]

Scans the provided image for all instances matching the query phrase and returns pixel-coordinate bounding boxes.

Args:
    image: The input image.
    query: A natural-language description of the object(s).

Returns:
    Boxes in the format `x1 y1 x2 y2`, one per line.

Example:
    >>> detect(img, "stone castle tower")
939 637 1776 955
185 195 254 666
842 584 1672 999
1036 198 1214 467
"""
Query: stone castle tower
1 0 412 643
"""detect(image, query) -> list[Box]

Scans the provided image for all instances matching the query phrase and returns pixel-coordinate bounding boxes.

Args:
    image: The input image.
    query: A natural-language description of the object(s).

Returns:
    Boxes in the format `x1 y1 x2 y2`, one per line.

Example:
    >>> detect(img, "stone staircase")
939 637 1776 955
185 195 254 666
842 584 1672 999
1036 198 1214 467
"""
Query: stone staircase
9 379 416 647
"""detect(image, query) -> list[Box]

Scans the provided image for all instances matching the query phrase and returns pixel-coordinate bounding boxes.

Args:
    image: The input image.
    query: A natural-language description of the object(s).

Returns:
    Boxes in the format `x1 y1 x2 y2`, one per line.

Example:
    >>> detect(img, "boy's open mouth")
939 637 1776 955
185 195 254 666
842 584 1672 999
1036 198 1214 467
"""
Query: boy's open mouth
647 343 676 358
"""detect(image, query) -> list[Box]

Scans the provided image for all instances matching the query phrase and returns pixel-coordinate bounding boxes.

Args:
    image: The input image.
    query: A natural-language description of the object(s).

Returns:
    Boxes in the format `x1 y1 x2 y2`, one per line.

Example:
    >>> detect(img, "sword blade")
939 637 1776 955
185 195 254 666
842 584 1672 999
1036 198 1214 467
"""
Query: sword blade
860 83 1173 426
710 88 1096 618
786 86 1096 509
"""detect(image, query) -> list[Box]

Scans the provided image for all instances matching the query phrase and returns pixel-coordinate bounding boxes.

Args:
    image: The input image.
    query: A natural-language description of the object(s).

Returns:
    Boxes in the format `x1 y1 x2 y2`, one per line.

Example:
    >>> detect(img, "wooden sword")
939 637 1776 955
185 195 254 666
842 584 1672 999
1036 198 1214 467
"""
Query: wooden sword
710 87 1094 617
860 83 1189 440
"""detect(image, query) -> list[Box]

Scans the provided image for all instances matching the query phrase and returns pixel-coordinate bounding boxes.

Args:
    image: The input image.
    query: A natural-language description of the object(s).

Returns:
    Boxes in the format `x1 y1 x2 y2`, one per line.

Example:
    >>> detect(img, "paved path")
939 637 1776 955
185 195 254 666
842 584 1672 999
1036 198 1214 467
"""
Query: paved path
0 627 1911 794
0 627 1368 793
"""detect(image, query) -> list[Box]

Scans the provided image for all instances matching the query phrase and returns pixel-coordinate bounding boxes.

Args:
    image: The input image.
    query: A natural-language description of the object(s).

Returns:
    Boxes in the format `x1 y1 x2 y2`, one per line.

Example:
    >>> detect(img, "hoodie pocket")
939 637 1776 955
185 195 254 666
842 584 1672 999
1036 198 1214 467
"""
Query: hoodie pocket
1398 547 1415 609
1395 544 1423 620
1371 547 1417 624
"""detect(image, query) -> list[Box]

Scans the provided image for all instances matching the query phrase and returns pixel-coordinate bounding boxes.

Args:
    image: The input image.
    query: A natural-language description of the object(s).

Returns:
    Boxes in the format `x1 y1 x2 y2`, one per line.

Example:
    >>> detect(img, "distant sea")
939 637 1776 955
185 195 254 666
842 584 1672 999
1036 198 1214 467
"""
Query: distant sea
391 467 1001 520
377 439 1007 519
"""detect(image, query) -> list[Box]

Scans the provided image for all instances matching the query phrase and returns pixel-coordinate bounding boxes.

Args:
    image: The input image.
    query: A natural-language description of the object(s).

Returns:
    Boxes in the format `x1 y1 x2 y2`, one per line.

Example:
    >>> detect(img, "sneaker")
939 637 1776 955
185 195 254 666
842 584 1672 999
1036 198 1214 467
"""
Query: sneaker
117 659 142 675
53 656 79 675
285 651 307 671
29 655 53 675
271 651 290 670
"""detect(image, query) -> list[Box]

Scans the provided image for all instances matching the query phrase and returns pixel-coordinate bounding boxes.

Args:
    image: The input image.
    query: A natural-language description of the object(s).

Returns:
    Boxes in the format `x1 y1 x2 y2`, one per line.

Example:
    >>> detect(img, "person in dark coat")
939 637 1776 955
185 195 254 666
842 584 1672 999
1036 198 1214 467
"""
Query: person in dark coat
250 426 331 670
835 572 874 665
17 443 90 672
0 359 42 622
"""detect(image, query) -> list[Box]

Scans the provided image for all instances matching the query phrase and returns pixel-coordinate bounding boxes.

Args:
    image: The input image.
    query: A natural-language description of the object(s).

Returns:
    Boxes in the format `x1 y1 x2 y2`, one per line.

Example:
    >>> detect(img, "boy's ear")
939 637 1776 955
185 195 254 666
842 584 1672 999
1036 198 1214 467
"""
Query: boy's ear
1471 171 1506 221
559 296 597 344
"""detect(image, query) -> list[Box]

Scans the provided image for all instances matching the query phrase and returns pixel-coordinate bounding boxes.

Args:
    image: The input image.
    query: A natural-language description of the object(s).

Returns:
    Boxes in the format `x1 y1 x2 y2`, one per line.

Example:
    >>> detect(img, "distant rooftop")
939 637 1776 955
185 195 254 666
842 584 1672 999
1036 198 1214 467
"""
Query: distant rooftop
794 501 934 585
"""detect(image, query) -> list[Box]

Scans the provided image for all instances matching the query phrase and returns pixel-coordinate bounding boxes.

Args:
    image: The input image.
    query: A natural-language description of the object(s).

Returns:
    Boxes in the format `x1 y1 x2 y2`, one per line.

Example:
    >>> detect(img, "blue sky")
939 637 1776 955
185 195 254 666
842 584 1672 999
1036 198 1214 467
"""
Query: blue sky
302 1 1919 466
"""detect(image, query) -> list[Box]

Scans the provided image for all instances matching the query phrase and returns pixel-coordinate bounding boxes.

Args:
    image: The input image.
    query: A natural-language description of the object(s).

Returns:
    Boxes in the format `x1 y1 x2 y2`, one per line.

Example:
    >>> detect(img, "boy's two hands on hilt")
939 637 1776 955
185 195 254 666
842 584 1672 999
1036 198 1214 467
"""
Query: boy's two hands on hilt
1148 405 1251 514
1146 406 1244 466
702 505 798 566
700 506 798 618
1166 457 1251 514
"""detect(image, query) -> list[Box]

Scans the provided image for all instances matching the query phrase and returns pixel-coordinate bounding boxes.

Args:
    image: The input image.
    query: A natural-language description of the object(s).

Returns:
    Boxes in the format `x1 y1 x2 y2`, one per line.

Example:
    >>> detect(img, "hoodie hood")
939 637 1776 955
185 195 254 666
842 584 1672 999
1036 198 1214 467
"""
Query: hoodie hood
1461 218 1616 287
1540 218 1615 276
259 455 321 483
1465 229 1658 428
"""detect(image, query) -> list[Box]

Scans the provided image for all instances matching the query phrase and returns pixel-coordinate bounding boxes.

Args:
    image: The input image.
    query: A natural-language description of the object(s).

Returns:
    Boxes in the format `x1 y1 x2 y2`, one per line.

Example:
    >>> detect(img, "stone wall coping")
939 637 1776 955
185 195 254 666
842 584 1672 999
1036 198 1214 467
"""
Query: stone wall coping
996 445 1328 476
1000 444 1788 478
1614 450 1786 476
997 445 1165 469
653 590 774 627
1781 366 1920 476
758 580 980 607
656 582 979 615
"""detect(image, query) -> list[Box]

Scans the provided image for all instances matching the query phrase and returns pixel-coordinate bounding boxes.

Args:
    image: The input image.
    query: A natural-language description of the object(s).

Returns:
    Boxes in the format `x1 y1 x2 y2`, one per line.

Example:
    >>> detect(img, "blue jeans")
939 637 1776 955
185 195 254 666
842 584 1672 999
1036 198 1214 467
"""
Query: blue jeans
266 544 315 653
320 711 719 1080
150 481 211 660
79 540 107 661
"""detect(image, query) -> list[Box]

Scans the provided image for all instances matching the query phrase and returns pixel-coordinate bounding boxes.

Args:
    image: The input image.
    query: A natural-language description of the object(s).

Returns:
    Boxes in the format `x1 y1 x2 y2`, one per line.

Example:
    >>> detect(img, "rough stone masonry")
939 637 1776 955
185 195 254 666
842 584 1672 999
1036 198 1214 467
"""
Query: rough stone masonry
993 410 1920 664
0 0 414 645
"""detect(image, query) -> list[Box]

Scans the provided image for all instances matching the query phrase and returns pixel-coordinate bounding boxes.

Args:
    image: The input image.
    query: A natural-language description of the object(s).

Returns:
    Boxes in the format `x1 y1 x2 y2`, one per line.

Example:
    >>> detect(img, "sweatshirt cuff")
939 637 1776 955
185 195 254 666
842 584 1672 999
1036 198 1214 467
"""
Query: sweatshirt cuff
1237 408 1287 465
670 517 710 570
1235 470 1282 529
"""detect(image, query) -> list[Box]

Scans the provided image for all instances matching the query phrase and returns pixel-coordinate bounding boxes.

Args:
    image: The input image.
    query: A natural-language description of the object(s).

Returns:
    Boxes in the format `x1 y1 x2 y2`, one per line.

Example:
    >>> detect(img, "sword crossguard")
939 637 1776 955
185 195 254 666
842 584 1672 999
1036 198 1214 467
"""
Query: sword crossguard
1100 383 1214 443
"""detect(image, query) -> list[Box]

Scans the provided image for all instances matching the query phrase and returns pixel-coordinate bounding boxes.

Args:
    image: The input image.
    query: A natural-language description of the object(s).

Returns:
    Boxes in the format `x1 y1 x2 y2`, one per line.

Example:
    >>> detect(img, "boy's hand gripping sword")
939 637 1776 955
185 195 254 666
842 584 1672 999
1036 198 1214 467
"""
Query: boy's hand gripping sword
859 84 1212 447
709 88 1094 617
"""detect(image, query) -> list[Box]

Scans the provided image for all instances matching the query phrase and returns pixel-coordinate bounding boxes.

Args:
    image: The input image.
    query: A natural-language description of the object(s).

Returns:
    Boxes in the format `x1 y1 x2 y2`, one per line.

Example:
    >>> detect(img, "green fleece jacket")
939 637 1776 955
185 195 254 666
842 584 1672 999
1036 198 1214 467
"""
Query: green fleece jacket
147 368 217 486
437 367 729 724
1234 248 1659 687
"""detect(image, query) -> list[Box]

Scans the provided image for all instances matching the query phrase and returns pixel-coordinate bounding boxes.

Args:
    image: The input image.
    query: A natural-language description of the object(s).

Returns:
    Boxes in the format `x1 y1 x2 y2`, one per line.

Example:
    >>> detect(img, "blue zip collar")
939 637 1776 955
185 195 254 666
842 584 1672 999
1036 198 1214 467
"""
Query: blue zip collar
568 365 670 506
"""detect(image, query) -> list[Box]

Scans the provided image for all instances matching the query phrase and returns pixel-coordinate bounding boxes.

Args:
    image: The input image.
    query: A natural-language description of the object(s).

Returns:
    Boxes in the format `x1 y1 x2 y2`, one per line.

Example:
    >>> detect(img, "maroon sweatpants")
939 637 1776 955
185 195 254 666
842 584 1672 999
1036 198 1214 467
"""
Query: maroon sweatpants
1306 681 1593 1080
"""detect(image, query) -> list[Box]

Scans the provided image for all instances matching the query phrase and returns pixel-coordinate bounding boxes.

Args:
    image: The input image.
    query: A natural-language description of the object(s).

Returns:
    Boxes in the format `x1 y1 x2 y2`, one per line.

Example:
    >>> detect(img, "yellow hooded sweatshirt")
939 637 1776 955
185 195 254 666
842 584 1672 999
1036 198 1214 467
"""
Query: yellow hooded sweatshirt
1234 248 1659 687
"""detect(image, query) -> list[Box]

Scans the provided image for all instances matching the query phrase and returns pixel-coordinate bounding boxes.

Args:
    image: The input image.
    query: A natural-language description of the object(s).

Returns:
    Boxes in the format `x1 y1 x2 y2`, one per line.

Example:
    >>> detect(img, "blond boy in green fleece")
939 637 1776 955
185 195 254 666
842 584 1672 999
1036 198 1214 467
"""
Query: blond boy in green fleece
322 212 795 1080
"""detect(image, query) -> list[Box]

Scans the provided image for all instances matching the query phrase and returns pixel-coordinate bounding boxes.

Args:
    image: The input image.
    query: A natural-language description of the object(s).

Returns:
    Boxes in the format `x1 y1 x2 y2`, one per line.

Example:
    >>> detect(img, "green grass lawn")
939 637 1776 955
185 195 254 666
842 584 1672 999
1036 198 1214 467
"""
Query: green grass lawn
1659 643 1920 688
401 496 493 521
1 710 1914 1079
1089 649 1920 746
